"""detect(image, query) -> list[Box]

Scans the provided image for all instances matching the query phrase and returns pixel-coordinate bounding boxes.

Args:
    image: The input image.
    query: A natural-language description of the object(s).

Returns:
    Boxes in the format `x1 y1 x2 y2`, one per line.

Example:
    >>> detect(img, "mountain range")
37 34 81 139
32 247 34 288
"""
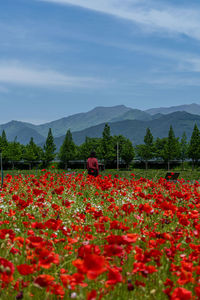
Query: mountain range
1 103 200 148
146 103 200 115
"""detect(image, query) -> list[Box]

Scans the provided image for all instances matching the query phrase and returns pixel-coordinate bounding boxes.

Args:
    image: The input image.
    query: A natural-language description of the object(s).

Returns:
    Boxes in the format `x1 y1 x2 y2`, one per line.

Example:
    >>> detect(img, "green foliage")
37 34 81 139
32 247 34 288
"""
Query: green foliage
101 124 115 164
136 144 148 159
120 138 135 167
188 123 200 164
58 130 77 168
180 132 188 162
136 128 154 169
154 137 168 160
112 135 134 167
42 128 56 167
0 130 9 162
112 135 126 156
7 138 23 169
1 130 8 147
23 137 42 167
158 125 180 170
144 127 153 146
78 137 102 160
163 125 180 161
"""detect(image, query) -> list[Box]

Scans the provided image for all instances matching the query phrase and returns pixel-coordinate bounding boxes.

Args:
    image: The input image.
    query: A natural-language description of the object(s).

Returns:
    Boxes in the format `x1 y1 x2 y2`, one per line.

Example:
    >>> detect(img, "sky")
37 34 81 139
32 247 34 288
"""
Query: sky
1 0 200 124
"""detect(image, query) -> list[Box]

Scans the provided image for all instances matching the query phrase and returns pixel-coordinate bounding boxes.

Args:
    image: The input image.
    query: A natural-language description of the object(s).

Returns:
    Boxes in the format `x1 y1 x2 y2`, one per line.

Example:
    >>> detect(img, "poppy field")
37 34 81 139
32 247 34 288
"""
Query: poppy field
0 170 199 299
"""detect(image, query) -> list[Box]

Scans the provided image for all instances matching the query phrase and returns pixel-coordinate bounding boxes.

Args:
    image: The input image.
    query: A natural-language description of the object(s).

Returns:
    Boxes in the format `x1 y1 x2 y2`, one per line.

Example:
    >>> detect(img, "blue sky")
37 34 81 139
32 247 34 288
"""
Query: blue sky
1 0 200 124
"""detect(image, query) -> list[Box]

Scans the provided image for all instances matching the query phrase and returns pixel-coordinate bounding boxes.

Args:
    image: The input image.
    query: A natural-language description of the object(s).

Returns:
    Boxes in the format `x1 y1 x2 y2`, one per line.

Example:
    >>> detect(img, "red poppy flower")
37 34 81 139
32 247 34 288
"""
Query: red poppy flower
45 219 62 230
106 266 123 285
104 244 124 257
73 254 107 279
17 264 34 275
34 274 55 287
0 229 15 242
171 287 192 300
87 290 97 300
47 283 65 296
53 186 64 195
0 257 14 283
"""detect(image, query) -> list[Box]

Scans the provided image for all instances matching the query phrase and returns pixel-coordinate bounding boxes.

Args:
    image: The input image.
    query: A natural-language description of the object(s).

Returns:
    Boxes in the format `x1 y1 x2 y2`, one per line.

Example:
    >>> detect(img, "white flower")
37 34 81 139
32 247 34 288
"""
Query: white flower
71 292 77 298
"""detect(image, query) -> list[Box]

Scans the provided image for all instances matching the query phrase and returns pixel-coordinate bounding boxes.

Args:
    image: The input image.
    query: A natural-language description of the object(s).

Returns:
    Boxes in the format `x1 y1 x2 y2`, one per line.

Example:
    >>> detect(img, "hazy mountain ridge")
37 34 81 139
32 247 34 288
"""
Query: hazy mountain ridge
0 105 149 143
35 105 132 137
0 121 44 144
146 103 200 115
54 111 200 148
110 109 152 122
1 103 200 147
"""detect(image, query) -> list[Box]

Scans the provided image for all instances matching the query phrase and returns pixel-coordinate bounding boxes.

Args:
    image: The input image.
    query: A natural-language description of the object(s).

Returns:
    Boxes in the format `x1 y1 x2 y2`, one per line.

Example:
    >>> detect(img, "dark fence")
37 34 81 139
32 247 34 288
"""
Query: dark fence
0 159 197 170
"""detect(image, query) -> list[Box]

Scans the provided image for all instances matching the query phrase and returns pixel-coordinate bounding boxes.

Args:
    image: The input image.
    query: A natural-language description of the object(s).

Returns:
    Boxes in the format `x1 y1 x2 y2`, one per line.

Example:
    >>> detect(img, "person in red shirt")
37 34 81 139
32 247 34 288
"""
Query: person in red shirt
87 151 99 177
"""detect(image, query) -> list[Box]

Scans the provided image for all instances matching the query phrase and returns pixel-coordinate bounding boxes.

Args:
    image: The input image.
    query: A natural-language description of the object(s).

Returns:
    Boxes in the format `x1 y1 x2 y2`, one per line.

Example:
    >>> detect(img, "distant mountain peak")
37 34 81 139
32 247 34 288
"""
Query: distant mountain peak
1 103 200 147
90 104 130 112
146 103 200 115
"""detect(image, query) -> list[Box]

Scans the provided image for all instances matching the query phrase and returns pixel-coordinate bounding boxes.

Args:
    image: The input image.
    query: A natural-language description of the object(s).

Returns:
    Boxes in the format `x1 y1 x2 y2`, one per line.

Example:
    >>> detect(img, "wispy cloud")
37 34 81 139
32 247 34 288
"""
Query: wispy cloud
38 0 200 41
96 38 200 75
182 58 200 73
0 62 105 89
140 75 200 88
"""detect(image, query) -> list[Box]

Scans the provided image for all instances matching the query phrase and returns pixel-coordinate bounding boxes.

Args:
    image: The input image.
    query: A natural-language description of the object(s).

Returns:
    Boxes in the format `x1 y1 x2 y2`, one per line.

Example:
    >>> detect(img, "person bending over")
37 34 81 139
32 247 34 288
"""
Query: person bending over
87 151 99 177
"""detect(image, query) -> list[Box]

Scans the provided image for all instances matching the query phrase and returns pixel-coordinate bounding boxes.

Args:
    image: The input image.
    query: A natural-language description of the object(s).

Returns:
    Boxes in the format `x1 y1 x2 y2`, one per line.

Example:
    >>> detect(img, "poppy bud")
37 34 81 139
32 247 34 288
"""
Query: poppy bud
0 265 4 272
5 266 11 275
127 281 134 291
16 291 23 299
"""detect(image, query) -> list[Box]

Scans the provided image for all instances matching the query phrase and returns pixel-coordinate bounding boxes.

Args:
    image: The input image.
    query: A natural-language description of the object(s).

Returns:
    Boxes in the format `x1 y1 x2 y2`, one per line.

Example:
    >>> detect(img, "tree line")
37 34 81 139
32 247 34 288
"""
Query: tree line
136 124 200 170
0 124 134 169
0 123 200 170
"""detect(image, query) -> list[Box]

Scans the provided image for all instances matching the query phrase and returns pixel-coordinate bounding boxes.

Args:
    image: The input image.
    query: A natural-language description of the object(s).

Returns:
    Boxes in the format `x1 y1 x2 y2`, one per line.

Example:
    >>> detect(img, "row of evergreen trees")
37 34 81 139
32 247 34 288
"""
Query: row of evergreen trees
0 124 134 168
136 124 200 170
0 129 56 169
0 123 200 169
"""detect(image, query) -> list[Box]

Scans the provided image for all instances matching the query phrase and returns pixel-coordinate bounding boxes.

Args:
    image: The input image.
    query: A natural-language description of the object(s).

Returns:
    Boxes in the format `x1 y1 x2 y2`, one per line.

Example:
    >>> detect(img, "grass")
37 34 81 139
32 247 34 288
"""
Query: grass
2 168 200 183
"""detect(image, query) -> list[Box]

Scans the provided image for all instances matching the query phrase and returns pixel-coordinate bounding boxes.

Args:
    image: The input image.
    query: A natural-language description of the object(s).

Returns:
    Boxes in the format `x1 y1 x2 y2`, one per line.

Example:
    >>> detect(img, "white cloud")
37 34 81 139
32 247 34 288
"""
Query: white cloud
38 0 200 41
0 62 105 89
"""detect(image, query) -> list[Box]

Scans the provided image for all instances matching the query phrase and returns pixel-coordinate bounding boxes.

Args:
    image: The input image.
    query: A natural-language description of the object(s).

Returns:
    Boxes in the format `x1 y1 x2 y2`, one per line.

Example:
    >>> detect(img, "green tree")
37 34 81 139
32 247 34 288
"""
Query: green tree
7 138 23 169
136 128 154 170
101 124 115 166
188 124 200 170
59 130 76 169
154 137 168 161
121 138 135 168
42 128 56 167
0 130 9 164
23 137 42 169
79 137 102 161
1 130 8 147
144 127 154 146
136 144 148 165
163 126 180 170
180 132 188 170
112 135 128 169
